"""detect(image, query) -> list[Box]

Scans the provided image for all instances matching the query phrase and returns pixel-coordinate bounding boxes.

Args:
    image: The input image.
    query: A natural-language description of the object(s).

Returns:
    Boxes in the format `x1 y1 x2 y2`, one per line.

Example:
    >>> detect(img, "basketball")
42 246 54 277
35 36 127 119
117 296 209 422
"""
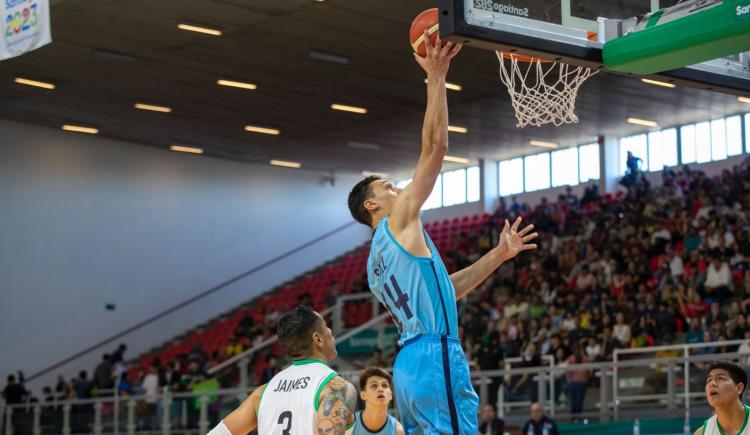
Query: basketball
410 8 440 57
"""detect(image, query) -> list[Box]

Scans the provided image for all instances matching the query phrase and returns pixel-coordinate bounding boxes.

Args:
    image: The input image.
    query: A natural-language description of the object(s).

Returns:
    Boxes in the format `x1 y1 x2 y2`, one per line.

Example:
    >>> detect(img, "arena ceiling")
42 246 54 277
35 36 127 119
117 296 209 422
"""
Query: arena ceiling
0 0 746 178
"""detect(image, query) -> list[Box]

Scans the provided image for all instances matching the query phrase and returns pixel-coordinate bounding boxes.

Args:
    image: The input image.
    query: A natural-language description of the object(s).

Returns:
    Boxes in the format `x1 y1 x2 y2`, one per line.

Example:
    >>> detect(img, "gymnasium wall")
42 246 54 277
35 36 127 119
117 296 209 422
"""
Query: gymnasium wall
0 119 371 390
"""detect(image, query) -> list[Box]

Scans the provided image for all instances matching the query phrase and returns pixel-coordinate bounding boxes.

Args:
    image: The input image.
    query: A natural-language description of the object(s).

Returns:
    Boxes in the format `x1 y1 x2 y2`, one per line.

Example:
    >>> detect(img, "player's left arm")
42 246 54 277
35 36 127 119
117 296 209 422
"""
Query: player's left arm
450 217 537 300
315 376 357 435
208 384 265 434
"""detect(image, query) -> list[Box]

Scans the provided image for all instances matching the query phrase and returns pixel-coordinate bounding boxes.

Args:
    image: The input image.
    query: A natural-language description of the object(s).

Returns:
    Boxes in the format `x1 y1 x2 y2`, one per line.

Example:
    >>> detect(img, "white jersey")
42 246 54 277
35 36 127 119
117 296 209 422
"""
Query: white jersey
701 404 750 435
257 359 338 435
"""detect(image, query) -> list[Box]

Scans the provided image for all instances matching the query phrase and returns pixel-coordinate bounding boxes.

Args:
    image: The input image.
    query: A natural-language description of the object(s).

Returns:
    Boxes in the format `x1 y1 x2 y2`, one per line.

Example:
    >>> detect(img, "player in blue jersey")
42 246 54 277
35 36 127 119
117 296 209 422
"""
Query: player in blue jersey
346 30 538 435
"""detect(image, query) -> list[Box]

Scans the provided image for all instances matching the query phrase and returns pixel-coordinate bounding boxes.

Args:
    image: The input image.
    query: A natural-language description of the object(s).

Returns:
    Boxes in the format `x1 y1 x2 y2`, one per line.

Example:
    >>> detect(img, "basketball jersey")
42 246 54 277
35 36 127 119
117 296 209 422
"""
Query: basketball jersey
257 359 337 435
350 411 398 435
367 218 458 344
702 404 750 435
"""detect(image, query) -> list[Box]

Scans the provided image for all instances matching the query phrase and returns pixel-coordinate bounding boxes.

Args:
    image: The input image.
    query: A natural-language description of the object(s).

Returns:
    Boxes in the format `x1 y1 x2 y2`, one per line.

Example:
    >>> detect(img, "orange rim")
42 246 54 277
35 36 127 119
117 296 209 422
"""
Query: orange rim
498 51 553 63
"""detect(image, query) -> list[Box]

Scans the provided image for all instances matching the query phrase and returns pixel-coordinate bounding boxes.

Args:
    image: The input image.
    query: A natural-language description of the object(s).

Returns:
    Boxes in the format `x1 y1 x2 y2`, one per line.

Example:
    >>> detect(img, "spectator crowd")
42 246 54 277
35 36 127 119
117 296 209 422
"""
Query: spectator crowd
6 158 750 428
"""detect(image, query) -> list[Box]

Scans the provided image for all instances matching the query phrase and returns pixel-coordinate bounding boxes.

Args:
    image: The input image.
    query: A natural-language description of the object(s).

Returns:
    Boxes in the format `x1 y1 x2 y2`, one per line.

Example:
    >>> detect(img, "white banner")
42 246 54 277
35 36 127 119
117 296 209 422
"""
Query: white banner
1 0 51 61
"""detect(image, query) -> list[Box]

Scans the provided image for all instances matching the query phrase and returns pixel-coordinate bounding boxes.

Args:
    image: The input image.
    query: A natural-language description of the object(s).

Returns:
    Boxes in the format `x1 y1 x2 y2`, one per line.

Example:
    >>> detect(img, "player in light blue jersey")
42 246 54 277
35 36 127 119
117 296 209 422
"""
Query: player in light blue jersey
347 30 538 435
349 367 403 435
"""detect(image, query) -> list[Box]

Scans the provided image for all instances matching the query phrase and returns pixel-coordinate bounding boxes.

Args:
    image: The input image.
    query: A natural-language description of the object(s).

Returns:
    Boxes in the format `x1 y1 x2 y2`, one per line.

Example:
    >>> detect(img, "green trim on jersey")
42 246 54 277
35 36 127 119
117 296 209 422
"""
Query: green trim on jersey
314 372 339 412
255 384 268 416
702 420 707 435
716 404 750 435
292 358 328 366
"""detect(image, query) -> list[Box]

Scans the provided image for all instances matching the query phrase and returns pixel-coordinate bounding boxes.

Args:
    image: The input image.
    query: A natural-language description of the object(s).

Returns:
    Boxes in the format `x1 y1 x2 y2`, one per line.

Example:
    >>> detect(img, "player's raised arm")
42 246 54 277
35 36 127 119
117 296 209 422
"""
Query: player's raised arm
208 384 266 434
315 376 357 435
389 31 461 231
450 217 538 299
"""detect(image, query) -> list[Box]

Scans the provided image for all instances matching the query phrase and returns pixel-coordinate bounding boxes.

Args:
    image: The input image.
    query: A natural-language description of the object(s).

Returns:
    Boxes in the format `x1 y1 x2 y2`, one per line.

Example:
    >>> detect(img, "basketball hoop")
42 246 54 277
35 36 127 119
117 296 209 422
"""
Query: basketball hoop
496 51 598 128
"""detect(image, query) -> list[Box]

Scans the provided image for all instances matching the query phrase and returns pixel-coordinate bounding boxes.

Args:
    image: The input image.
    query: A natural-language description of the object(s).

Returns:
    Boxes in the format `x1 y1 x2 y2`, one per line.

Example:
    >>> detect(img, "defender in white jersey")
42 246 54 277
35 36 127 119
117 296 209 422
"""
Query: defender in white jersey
208 305 357 435
695 361 750 435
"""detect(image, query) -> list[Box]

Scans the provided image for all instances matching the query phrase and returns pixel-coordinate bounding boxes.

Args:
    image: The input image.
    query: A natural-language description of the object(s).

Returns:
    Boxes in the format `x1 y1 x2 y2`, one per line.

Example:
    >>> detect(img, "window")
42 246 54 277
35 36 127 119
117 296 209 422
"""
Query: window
681 125 696 164
746 114 750 154
422 174 442 210
499 158 524 196
647 128 678 172
397 166 480 210
681 122 712 164
620 134 648 174
579 143 600 182
442 169 467 207
726 115 743 156
396 179 411 189
551 147 579 187
467 166 480 202
524 153 551 192
710 119 728 161
695 122 712 163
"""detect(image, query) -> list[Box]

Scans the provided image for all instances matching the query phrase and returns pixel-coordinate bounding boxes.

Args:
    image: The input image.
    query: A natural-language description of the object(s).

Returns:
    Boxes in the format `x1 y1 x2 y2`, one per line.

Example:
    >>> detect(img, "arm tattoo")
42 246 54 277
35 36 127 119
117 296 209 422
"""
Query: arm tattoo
317 377 357 435
321 377 357 417
316 418 346 435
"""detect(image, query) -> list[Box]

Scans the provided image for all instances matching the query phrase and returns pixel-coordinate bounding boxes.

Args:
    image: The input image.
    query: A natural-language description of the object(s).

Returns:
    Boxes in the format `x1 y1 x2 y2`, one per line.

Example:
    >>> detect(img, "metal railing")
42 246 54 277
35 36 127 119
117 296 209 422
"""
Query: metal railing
613 339 750 422
333 340 749 428
1 386 253 435
5 346 748 434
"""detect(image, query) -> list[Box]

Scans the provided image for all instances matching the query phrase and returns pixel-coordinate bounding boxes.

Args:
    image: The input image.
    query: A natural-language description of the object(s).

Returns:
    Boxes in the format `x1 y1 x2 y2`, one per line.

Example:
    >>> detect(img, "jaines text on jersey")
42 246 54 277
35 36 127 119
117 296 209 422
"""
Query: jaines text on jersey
272 377 311 393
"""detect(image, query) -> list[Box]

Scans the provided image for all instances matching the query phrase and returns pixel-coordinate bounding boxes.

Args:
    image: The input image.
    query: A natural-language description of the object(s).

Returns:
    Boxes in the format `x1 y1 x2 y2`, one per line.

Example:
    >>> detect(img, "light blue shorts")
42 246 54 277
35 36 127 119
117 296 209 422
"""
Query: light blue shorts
393 335 479 435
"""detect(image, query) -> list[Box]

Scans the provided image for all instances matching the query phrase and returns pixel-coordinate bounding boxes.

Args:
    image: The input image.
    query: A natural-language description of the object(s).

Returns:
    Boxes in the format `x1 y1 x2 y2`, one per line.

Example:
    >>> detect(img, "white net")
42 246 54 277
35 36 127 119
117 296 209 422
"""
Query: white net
497 52 598 128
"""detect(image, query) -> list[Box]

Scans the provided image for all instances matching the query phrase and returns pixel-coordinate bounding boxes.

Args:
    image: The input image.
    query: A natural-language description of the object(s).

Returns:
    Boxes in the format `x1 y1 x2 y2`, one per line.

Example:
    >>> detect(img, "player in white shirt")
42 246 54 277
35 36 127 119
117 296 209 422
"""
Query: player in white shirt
695 361 750 435
207 305 356 435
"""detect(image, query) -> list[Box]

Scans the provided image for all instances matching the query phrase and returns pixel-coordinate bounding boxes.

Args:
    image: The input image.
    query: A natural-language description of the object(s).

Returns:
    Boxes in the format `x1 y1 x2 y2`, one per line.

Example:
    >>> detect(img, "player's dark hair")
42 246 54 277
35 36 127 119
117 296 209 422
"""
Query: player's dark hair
708 360 748 397
348 176 381 227
359 367 393 391
277 305 323 358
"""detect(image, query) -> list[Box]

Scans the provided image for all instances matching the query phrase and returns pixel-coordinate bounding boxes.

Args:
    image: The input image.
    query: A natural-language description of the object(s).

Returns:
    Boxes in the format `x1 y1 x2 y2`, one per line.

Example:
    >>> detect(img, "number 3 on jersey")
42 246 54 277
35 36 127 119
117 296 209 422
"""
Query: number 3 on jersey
278 411 292 435
382 275 413 332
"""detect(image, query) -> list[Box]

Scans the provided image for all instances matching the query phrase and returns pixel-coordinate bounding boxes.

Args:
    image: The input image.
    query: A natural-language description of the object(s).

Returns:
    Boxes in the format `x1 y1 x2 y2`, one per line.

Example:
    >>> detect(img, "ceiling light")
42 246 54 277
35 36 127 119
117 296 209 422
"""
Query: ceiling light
270 159 301 169
443 155 470 164
627 117 659 127
245 125 280 136
331 104 367 114
640 78 675 88
348 141 381 150
92 48 138 62
738 96 750 104
62 125 98 134
135 103 172 113
448 125 468 133
170 145 203 154
529 140 559 149
362 171 388 177
14 77 55 89
217 79 257 90
308 50 350 64
424 79 463 91
177 24 222 36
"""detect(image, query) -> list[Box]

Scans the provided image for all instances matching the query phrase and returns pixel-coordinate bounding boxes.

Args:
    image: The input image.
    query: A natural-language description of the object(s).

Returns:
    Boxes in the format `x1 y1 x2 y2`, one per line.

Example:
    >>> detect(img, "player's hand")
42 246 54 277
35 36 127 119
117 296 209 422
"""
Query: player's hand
414 29 461 77
496 217 537 260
